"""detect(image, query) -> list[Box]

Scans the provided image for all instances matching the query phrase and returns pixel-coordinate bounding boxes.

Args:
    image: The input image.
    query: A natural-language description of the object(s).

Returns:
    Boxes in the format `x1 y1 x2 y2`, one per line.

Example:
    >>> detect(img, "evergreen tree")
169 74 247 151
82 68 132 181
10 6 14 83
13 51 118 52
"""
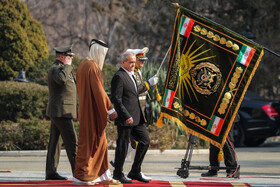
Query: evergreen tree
0 0 49 80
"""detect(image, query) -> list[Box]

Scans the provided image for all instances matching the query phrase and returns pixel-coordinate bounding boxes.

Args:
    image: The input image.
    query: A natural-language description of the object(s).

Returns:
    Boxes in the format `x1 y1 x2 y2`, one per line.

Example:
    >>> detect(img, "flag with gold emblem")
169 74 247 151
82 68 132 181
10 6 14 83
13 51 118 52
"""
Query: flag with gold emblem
157 6 264 148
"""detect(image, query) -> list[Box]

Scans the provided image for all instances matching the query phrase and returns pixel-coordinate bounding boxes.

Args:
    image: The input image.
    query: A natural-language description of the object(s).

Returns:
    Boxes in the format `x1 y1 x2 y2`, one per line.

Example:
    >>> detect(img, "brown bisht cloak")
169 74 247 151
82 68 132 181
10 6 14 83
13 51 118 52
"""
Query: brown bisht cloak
74 59 113 182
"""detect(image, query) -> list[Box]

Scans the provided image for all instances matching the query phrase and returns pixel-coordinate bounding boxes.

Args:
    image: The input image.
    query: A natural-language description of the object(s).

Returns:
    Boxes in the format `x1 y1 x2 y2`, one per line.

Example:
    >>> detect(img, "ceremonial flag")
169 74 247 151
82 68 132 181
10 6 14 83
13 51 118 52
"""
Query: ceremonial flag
157 6 264 148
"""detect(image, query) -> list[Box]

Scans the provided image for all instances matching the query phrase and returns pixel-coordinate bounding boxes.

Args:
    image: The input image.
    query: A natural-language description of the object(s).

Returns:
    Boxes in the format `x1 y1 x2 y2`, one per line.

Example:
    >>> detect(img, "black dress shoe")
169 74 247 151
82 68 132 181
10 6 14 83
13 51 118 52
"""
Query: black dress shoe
45 173 68 180
201 170 218 177
113 175 133 184
127 172 149 183
110 160 115 167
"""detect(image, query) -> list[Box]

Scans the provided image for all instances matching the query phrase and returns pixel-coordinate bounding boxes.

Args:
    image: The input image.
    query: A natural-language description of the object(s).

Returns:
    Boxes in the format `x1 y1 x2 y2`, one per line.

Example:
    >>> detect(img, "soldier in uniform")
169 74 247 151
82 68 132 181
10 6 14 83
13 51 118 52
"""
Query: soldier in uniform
201 114 240 178
110 47 158 180
45 44 78 180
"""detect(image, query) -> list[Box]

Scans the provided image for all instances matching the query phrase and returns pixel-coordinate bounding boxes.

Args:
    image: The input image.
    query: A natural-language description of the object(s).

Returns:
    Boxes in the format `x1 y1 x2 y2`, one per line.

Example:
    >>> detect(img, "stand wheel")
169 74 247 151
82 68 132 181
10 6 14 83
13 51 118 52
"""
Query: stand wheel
177 168 189 178
176 169 182 176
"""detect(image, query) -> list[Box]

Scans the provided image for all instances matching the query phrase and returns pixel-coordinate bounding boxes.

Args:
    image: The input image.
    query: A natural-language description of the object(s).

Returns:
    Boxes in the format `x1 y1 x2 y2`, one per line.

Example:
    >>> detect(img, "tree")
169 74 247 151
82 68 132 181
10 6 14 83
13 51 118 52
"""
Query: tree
0 0 49 81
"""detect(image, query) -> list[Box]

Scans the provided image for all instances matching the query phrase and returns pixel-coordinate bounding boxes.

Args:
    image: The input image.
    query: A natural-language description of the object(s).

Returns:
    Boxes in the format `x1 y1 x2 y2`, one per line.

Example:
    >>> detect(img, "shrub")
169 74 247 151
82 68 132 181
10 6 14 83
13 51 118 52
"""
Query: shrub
0 81 48 121
0 119 49 150
17 119 50 150
102 62 119 92
0 120 22 150
0 119 81 151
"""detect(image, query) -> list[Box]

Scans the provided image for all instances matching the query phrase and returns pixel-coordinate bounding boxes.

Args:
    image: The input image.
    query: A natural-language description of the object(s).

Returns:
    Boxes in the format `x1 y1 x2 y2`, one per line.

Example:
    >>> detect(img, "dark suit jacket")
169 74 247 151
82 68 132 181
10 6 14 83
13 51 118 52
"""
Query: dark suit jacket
111 68 143 126
46 60 77 119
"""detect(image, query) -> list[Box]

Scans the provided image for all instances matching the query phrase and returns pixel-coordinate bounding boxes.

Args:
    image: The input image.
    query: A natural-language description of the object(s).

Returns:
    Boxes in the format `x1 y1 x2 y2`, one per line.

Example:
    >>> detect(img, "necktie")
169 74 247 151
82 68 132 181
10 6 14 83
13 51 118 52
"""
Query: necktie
132 75 138 92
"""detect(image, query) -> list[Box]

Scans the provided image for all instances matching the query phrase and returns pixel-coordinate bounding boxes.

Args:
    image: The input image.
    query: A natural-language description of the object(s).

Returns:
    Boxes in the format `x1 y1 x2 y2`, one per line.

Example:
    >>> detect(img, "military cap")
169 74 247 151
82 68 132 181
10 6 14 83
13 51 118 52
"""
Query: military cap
126 47 149 61
54 44 75 56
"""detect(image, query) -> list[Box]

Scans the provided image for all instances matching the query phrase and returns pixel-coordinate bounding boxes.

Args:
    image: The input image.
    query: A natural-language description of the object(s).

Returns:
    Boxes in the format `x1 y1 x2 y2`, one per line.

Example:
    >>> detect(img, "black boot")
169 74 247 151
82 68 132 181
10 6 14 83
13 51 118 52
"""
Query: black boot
201 170 218 177
227 165 240 178
45 173 67 180
110 160 115 167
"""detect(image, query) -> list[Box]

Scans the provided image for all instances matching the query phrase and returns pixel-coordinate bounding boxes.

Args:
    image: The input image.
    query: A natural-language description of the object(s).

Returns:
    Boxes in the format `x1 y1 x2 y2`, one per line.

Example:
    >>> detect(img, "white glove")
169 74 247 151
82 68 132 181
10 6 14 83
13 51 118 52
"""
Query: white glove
148 75 159 86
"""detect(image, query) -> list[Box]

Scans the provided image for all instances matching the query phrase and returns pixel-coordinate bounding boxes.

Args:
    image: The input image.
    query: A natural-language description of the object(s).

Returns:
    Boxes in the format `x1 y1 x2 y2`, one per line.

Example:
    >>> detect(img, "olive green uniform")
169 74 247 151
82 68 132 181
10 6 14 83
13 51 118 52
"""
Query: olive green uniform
134 68 150 123
46 60 78 176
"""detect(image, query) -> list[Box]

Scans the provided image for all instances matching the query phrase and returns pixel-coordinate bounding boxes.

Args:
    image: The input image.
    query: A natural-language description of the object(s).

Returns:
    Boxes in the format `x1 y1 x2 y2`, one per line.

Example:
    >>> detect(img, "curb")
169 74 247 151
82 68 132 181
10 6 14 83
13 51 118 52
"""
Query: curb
0 149 209 157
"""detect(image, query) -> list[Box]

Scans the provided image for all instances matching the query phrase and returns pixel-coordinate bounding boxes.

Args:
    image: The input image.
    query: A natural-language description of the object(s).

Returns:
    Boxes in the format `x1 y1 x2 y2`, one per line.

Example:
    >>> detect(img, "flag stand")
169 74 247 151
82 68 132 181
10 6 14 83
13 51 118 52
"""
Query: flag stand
176 134 239 178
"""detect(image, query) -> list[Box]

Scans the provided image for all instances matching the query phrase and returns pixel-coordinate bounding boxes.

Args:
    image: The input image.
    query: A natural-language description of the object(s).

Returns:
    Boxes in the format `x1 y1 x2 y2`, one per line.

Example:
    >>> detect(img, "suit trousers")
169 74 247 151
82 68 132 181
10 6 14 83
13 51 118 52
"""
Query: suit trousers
46 117 77 176
209 125 237 172
113 123 150 177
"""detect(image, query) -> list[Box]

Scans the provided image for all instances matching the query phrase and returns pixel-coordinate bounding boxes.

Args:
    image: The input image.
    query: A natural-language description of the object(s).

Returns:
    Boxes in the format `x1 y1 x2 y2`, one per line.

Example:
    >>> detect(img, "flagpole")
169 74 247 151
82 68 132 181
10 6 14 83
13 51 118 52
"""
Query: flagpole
172 3 280 58
156 46 171 76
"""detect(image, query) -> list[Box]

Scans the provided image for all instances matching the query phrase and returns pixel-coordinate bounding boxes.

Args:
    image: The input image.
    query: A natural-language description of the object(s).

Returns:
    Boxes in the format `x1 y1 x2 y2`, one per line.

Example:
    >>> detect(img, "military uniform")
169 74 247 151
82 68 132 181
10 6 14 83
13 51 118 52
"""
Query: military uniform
201 114 240 178
134 68 150 123
45 45 78 180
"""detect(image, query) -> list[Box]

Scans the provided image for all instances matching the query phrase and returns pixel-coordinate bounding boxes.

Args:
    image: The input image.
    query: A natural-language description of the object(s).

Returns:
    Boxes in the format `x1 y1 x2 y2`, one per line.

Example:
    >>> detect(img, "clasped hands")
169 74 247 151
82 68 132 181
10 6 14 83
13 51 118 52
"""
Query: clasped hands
108 109 133 125
110 112 133 125
110 114 133 125
109 111 118 120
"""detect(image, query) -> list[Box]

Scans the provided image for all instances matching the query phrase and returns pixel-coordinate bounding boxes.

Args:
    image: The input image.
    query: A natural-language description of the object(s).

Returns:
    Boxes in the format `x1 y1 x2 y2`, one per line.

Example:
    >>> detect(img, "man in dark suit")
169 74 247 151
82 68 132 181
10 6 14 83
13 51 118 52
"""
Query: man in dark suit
45 44 78 180
111 51 150 184
109 47 158 180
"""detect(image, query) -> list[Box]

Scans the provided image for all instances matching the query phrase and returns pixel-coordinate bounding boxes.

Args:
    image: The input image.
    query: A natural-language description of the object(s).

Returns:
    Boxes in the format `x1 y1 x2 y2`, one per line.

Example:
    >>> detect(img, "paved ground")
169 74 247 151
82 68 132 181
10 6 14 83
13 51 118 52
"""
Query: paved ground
0 141 280 187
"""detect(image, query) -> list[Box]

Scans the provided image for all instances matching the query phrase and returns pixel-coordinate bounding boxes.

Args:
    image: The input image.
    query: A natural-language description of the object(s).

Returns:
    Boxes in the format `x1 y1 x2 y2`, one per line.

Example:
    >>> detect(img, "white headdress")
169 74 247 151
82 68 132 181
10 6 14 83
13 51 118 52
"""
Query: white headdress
88 39 108 70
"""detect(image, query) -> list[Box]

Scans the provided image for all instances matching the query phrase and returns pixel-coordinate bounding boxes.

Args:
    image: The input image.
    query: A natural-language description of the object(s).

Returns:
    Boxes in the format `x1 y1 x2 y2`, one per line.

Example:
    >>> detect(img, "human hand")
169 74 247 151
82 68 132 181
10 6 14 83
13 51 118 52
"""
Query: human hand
126 117 133 125
148 75 159 86
109 111 118 120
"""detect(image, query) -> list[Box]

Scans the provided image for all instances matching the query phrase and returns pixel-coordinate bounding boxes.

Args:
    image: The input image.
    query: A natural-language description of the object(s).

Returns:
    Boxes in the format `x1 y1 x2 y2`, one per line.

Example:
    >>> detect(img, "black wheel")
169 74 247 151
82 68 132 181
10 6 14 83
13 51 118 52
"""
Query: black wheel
181 170 189 178
177 169 181 176
233 120 245 147
244 138 266 147
177 168 189 178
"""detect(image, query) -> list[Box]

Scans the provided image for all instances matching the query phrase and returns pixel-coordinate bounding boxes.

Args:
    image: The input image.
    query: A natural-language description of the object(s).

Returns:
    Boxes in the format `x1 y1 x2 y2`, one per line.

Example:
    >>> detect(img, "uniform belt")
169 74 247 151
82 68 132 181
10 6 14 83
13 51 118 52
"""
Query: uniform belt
139 96 146 100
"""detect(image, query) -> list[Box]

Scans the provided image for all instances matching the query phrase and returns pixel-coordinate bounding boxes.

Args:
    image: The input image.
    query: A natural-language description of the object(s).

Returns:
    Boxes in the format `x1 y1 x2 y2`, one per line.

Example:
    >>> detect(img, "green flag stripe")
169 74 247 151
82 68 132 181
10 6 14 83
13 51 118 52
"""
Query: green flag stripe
207 116 216 131
237 45 247 62
163 89 169 105
179 16 186 33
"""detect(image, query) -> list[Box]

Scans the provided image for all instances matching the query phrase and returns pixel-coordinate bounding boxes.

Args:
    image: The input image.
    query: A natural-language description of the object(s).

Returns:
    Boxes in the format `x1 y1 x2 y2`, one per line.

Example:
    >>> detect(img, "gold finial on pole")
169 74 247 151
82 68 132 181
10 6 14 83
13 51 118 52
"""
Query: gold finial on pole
172 3 180 8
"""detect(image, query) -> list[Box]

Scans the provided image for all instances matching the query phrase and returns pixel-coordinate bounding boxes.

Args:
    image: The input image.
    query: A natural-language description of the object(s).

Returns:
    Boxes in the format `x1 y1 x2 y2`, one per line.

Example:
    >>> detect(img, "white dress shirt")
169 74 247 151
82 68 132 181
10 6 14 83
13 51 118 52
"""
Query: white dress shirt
121 67 137 92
